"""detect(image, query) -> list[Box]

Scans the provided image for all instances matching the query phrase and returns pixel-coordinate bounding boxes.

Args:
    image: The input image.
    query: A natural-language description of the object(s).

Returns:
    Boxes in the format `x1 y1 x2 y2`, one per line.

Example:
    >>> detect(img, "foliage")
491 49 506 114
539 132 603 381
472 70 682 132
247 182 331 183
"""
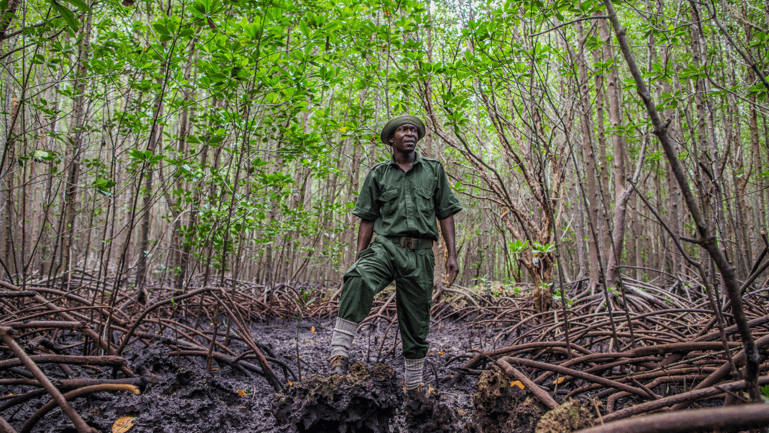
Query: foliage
0 0 767 296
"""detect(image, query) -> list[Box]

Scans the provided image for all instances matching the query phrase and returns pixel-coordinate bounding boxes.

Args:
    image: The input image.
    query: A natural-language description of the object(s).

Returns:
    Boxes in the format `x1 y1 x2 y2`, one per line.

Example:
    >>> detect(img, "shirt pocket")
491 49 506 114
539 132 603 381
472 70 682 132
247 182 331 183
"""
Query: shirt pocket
378 188 400 216
416 187 434 217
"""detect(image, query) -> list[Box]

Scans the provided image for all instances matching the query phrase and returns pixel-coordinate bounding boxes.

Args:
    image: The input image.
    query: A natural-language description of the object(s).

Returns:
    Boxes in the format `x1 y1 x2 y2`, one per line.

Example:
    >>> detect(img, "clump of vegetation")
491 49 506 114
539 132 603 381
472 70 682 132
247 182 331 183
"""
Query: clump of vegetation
535 399 595 433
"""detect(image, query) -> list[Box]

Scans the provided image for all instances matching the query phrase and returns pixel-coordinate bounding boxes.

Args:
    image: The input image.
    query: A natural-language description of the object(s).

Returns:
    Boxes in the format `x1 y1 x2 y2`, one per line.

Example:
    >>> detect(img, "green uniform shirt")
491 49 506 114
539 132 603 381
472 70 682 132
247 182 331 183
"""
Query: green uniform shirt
352 153 462 241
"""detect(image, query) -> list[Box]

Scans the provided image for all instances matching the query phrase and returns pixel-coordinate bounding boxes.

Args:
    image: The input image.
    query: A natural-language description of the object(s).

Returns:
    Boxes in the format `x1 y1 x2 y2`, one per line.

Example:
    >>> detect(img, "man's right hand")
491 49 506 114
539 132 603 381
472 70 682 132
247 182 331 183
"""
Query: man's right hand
355 219 375 260
445 255 459 288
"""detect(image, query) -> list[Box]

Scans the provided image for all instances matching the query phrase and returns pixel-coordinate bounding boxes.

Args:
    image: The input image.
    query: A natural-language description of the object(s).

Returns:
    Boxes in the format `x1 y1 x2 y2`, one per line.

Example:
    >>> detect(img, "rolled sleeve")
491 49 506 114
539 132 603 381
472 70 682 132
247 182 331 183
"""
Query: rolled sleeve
352 169 380 221
434 164 462 220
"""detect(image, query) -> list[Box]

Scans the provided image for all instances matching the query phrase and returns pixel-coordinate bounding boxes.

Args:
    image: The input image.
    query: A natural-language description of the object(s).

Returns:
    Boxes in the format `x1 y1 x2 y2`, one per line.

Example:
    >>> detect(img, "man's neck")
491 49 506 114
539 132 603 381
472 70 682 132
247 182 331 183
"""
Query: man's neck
393 149 416 172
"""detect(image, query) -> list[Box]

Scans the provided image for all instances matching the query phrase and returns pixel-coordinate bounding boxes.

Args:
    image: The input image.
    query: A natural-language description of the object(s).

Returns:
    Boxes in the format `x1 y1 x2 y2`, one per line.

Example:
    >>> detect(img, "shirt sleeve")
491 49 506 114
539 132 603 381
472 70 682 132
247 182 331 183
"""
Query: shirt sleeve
434 163 463 220
352 168 380 221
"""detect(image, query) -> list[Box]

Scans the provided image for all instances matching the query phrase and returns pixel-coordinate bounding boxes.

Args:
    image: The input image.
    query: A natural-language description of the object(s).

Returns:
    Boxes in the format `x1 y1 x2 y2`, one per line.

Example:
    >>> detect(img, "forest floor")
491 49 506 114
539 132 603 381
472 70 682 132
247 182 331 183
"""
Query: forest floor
2 276 768 433
2 318 487 433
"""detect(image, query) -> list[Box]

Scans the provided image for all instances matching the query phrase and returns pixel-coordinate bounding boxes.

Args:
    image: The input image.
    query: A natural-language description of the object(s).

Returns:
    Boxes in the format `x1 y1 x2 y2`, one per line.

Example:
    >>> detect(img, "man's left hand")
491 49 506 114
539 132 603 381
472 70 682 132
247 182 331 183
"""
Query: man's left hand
445 255 459 288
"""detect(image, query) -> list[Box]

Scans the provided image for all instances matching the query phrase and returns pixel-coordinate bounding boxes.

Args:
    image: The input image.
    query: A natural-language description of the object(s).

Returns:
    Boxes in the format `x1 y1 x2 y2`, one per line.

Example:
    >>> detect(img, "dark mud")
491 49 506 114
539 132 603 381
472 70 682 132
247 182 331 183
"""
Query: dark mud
472 369 546 433
403 388 475 433
272 362 402 432
2 319 485 433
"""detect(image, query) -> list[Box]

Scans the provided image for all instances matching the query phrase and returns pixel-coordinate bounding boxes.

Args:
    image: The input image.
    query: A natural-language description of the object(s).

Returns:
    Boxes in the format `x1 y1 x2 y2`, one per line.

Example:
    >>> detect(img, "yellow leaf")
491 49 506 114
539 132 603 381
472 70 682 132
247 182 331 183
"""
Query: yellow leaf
439 351 444 355
236 390 246 397
339 127 347 133
510 381 525 389
311 326 315 333
553 376 566 385
289 381 294 387
428 386 434 393
112 416 135 433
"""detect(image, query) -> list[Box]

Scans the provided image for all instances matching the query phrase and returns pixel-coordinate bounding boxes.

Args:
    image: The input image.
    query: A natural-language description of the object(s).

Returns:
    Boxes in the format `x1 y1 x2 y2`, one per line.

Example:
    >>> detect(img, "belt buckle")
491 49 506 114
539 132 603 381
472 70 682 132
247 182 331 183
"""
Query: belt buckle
401 237 413 249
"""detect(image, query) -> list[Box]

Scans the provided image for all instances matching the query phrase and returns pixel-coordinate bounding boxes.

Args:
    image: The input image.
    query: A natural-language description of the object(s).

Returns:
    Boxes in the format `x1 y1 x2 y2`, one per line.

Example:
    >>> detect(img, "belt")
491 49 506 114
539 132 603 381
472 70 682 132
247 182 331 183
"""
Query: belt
385 236 433 250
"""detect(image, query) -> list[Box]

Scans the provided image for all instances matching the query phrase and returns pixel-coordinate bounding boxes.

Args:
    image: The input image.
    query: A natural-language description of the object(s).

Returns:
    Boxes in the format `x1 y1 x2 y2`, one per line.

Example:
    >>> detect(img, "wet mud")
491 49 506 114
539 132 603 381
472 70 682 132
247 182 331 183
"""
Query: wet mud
1 319 582 433
472 369 546 433
272 362 402 432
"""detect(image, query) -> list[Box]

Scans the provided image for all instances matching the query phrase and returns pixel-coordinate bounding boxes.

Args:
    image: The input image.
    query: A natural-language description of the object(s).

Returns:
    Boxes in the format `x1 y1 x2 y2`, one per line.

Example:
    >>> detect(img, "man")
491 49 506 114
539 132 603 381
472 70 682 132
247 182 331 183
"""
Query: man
328 114 462 391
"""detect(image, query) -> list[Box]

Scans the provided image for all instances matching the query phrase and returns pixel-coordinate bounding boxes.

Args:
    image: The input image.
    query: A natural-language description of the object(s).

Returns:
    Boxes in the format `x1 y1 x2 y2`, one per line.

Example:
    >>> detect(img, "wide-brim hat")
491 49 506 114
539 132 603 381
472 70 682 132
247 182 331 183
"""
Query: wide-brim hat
380 115 426 144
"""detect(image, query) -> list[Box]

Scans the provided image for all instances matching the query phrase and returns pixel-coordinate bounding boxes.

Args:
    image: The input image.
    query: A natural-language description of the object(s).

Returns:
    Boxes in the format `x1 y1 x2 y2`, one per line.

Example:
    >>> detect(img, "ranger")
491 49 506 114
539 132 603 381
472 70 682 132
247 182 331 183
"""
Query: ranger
328 114 462 391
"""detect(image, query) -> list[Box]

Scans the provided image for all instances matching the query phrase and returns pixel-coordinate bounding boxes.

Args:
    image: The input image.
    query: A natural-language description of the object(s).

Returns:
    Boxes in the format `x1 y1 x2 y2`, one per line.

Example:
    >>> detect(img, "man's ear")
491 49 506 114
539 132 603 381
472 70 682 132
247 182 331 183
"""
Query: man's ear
388 135 394 146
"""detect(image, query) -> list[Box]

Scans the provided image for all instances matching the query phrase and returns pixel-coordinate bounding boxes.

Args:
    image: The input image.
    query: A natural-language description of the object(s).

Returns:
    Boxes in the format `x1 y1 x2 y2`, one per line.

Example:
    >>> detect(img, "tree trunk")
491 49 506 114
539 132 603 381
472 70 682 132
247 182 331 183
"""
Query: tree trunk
598 15 629 288
575 20 602 291
59 10 93 287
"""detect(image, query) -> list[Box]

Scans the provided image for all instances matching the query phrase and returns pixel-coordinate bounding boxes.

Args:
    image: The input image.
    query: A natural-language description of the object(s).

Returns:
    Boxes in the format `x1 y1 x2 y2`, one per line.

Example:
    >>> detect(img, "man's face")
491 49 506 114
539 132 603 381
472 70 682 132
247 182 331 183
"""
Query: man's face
388 123 419 153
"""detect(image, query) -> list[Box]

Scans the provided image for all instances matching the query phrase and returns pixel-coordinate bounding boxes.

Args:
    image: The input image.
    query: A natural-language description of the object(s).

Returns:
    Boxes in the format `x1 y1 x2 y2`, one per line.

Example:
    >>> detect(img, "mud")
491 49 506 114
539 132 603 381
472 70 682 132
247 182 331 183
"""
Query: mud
403 388 477 433
272 362 402 432
472 369 546 433
1 319 486 433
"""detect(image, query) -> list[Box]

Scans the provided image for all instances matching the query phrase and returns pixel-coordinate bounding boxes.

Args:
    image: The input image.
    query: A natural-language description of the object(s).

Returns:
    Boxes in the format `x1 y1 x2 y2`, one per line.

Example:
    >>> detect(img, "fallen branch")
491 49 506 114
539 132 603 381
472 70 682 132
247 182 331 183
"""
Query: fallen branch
496 358 559 409
577 404 769 433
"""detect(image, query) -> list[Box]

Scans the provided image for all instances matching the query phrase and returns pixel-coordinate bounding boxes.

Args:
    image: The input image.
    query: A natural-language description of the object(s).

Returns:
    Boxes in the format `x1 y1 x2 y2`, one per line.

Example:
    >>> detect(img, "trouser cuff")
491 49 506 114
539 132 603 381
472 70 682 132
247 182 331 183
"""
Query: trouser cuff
404 357 425 390
330 317 358 359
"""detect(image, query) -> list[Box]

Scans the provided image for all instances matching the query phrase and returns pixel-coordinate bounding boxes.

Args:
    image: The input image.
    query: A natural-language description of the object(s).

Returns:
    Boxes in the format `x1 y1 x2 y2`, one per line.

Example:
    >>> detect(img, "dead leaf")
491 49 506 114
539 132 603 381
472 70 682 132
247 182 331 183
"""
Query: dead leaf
236 390 246 397
113 416 135 433
553 376 566 385
311 326 315 333
510 380 525 389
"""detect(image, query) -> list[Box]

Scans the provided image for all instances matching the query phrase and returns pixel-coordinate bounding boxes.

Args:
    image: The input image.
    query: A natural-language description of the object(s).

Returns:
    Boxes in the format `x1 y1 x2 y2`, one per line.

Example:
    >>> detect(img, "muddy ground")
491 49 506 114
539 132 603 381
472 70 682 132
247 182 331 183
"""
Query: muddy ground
2 318 510 433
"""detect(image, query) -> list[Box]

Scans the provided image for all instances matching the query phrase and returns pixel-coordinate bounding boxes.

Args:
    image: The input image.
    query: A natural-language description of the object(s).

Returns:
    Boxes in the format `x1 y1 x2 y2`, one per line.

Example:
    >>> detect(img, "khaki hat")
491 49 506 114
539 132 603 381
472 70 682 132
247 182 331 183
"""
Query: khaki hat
380 115 426 145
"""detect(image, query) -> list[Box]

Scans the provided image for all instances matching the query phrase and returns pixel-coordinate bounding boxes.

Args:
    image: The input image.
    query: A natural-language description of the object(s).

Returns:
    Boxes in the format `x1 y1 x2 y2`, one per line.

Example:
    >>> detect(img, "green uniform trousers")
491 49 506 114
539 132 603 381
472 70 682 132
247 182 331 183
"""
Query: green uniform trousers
337 235 435 360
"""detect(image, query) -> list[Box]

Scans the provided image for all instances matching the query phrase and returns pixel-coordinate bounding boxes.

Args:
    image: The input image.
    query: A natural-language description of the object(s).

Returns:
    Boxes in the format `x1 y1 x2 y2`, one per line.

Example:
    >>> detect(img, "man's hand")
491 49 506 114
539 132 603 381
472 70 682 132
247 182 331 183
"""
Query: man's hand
439 215 458 288
355 219 376 260
445 255 459 288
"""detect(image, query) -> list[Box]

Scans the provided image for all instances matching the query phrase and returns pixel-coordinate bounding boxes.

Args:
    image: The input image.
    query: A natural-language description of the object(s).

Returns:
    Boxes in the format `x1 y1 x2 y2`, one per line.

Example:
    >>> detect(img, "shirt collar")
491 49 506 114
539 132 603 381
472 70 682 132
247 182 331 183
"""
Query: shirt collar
388 152 422 166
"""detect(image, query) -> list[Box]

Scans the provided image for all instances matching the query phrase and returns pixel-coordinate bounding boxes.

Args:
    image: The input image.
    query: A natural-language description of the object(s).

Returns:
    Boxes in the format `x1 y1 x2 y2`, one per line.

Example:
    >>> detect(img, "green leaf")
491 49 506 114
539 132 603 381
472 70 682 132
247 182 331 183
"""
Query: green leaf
64 0 89 12
51 1 79 32
152 23 169 34
93 177 117 196
129 148 147 161
33 150 50 162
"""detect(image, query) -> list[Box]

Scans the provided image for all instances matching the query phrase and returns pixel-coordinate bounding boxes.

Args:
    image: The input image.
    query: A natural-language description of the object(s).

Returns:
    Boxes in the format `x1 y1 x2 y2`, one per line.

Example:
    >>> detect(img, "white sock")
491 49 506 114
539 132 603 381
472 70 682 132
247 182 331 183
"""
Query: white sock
330 317 357 359
404 358 425 390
